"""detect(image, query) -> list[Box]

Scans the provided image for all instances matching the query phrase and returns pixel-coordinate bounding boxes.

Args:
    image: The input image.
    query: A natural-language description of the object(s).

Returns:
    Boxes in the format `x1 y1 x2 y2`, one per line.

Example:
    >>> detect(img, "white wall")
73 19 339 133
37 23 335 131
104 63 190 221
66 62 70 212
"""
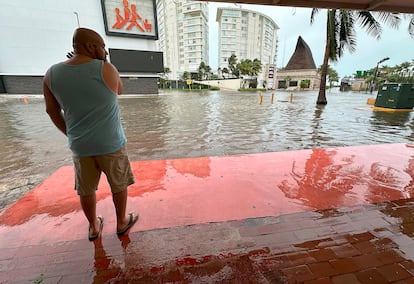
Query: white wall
193 79 241 90
0 1 157 75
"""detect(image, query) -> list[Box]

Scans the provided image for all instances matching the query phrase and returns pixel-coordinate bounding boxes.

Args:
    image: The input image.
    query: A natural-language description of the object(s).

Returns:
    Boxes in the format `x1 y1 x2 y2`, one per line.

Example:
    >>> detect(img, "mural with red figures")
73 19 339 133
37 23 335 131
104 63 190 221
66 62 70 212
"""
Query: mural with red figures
101 0 158 39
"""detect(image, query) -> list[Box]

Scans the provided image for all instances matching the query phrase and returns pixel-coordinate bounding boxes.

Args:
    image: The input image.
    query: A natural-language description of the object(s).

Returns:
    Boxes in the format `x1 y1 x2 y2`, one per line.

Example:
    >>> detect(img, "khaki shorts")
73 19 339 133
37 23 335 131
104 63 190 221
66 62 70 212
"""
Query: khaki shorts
73 147 135 196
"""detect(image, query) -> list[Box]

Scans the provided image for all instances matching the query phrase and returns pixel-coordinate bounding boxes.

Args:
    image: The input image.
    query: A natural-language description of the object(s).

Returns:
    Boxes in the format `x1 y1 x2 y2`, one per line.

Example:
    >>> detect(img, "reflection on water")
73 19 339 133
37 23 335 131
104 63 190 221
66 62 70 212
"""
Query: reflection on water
1 90 414 194
310 105 331 147
370 110 413 140
278 148 364 209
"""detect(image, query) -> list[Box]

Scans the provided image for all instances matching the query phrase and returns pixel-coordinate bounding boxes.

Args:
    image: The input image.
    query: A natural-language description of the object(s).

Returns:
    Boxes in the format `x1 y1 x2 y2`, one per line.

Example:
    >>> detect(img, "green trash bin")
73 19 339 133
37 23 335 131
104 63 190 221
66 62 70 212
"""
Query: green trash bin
375 83 414 109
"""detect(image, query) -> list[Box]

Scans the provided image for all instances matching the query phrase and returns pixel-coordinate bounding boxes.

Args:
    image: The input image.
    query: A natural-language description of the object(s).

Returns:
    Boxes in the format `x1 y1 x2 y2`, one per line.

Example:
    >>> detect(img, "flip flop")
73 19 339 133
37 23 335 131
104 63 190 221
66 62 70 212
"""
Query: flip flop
88 216 104 241
117 212 139 236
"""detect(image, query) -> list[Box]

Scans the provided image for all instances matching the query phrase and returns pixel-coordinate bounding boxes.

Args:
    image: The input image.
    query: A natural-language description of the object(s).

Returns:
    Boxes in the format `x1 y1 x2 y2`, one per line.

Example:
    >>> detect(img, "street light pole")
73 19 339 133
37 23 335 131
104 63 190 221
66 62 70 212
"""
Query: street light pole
74 12 80 28
370 57 390 94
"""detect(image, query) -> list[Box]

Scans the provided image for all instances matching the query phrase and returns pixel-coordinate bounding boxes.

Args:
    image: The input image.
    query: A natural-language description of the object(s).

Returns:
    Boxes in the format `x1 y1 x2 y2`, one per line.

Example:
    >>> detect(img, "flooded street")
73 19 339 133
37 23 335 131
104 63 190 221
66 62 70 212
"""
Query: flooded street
1 89 414 209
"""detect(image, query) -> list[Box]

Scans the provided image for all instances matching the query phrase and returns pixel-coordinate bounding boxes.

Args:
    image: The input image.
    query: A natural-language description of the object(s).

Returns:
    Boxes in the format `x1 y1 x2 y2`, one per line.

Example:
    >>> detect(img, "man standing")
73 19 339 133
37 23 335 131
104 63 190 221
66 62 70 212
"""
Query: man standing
43 28 138 241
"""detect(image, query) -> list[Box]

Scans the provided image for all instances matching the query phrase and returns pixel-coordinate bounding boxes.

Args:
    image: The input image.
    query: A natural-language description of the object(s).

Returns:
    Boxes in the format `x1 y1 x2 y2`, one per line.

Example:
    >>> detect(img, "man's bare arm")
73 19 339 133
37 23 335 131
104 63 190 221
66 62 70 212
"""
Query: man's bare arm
43 71 67 135
102 62 123 95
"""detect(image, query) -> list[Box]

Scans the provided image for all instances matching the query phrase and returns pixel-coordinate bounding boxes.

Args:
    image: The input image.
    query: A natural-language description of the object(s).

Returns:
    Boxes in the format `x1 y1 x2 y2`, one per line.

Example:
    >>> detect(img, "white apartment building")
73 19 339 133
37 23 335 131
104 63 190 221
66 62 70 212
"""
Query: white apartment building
216 7 278 70
156 0 209 81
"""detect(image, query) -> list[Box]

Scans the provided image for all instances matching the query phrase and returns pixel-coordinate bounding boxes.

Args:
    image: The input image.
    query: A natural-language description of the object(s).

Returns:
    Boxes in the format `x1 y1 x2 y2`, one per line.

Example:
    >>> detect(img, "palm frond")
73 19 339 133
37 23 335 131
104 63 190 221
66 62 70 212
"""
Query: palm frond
356 11 382 39
338 10 357 57
310 8 320 24
327 9 338 61
408 15 414 37
373 11 401 29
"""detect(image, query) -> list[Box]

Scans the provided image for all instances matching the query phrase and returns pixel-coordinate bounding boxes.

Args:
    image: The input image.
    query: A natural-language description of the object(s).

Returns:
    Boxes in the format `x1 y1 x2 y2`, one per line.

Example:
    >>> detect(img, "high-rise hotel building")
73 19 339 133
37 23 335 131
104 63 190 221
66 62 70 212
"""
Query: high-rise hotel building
216 7 278 70
156 0 209 80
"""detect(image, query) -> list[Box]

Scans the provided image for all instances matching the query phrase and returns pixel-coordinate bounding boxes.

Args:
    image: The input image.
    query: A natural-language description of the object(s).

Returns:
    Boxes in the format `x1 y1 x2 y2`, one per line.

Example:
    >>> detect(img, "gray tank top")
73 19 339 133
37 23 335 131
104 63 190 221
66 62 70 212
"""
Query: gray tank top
49 59 126 156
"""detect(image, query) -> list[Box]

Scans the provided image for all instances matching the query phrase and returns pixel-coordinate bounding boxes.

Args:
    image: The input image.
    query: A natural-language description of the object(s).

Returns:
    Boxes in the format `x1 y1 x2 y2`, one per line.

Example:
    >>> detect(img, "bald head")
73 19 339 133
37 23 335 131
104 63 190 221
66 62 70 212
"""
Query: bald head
72 28 107 60
73 28 103 46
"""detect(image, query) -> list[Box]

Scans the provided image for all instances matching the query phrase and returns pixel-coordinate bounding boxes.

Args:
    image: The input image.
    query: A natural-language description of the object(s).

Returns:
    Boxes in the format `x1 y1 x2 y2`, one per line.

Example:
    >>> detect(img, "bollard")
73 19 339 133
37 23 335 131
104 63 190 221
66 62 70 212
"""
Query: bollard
290 93 293 103
259 93 263 105
271 93 275 104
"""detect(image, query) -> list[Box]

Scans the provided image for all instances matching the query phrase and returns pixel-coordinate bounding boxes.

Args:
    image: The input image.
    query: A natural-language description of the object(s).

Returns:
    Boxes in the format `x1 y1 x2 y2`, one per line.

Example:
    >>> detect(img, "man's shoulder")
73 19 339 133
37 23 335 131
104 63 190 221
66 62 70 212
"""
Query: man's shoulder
48 61 67 71
44 62 62 81
103 60 117 68
103 61 120 74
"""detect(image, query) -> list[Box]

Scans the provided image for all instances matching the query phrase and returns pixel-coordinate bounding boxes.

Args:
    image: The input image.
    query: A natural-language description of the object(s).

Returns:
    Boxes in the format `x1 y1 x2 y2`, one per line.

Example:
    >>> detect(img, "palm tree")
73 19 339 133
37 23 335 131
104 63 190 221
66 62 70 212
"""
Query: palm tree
251 58 262 77
311 9 401 105
205 65 212 80
222 67 229 79
238 59 252 88
318 65 339 88
162 67 171 89
238 59 252 77
228 54 239 78
181 71 190 81
197 62 207 80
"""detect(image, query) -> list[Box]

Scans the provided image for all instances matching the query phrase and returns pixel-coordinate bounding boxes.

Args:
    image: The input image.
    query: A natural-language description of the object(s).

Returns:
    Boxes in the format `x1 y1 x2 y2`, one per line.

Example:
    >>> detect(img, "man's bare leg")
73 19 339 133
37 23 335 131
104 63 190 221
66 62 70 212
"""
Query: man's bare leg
113 189 139 235
112 190 128 231
80 194 100 234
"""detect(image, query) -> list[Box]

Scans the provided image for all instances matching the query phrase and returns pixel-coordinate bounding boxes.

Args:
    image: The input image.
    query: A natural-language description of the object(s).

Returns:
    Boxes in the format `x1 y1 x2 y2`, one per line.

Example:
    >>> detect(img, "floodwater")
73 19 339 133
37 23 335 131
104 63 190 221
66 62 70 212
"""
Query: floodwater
1 89 414 201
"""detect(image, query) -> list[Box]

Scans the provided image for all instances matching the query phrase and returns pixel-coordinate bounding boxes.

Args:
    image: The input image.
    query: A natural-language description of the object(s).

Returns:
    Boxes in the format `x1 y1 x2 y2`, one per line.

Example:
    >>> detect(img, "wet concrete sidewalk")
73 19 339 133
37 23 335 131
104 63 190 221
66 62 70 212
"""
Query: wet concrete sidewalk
2 143 414 283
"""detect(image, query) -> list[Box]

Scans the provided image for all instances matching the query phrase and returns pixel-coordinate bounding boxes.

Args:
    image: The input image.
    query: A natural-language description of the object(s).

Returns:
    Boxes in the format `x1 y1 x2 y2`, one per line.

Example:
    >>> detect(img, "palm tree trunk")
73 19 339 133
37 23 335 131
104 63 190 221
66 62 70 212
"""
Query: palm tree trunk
317 43 329 104
317 15 331 105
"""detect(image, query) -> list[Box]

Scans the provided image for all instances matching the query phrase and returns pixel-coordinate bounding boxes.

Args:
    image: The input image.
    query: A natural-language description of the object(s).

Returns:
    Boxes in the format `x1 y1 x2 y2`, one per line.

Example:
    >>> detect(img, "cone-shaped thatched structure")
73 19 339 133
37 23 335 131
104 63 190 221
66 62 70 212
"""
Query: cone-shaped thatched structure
285 36 316 70
275 35 320 90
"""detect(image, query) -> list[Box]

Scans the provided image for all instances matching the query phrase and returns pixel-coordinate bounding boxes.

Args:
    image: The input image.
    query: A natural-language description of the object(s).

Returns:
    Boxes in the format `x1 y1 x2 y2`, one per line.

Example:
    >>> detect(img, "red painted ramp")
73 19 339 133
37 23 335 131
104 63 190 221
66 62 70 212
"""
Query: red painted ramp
1 143 414 246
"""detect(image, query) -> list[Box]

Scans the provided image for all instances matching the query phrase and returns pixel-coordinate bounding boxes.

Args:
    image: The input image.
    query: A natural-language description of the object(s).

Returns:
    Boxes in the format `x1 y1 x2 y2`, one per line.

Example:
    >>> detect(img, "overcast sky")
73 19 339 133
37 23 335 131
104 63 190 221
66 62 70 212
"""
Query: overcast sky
208 2 413 79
